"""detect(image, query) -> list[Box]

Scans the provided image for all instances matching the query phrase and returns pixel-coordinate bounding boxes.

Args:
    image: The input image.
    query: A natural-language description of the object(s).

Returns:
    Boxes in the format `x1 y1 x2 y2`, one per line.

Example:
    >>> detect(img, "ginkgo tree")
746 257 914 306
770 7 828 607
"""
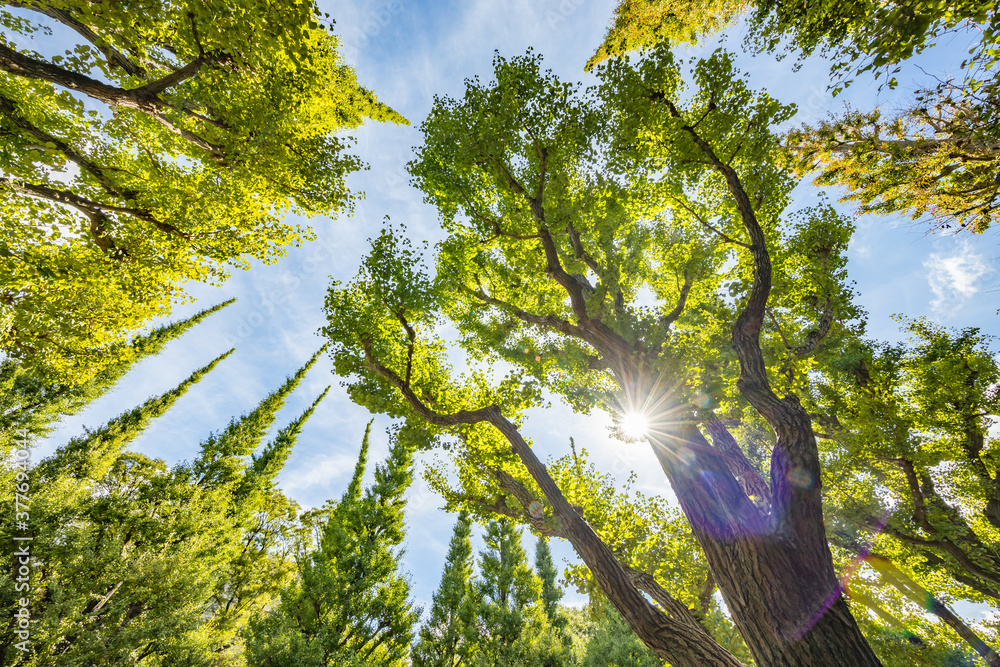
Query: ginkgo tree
0 0 405 382
590 0 1000 232
322 45 889 666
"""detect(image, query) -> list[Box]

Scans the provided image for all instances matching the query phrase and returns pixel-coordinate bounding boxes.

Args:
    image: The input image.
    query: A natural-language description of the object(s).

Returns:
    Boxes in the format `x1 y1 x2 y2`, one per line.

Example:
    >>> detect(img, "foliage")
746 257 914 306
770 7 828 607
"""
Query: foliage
592 0 999 84
243 424 420 667
413 511 478 667
784 80 1000 233
589 0 751 68
535 536 567 631
323 43 896 665
0 298 233 449
592 1 1000 232
568 604 665 667
0 0 405 381
806 319 1000 665
0 346 326 665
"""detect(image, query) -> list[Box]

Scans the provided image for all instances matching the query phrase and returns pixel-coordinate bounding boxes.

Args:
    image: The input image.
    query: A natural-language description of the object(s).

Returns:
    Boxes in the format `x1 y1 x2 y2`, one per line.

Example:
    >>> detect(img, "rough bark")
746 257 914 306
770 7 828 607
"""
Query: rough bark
647 96 884 666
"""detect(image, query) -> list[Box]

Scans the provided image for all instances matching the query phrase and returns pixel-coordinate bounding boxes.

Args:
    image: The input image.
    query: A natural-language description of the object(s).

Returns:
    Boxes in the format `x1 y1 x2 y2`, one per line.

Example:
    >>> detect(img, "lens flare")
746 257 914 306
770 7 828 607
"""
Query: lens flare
620 411 650 441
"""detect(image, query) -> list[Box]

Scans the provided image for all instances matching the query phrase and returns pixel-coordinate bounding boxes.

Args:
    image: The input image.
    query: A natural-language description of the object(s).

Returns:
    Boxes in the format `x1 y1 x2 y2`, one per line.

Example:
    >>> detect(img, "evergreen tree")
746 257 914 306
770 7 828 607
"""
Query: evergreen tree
191 345 325 488
0 348 326 665
1 351 229 664
535 536 567 632
413 511 477 667
0 298 234 449
470 520 546 667
244 424 420 666
205 387 332 664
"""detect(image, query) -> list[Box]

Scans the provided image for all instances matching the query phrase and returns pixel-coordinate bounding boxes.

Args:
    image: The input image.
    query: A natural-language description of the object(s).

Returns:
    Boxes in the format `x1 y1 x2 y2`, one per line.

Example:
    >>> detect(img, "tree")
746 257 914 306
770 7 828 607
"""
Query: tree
535 536 567 632
0 0 405 381
413 511 478 667
243 423 420 667
0 346 326 665
203 387 331 664
0 298 233 449
323 46 888 665
591 1 1000 232
782 80 1000 233
812 319 1000 666
469 519 544 666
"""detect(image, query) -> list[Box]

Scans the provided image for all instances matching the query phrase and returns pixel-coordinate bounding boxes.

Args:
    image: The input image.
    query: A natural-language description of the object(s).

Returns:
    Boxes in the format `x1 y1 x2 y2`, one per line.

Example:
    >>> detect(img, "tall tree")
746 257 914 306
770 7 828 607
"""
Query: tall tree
0 0 405 381
814 320 1000 666
469 519 543 667
535 536 566 631
191 345 325 488
591 0 1000 232
243 424 420 667
0 348 327 665
0 298 233 449
413 511 478 667
323 46 887 665
205 387 332 664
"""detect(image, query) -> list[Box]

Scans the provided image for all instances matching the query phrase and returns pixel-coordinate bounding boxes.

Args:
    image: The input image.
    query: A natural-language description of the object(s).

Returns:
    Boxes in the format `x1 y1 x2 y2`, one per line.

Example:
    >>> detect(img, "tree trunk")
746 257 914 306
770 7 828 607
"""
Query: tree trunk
649 425 883 667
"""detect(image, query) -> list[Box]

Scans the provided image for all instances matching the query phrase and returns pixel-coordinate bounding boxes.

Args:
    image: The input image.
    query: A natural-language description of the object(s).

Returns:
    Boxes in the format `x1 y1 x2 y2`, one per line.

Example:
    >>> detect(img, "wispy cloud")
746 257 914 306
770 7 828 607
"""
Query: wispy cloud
924 241 991 319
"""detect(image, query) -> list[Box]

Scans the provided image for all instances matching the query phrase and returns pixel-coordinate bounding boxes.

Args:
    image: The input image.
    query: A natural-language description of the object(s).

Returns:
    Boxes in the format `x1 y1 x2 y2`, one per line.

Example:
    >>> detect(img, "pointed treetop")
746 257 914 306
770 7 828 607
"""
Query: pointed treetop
35 347 234 483
235 385 331 502
413 511 476 667
127 298 237 361
0 298 236 447
344 419 374 504
192 346 325 487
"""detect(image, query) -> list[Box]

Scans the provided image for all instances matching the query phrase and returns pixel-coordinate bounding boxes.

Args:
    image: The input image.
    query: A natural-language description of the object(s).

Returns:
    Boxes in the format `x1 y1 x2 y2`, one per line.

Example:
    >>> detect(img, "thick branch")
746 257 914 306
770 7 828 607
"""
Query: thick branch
657 94 824 545
701 411 771 509
0 177 190 239
7 1 148 78
622 563 711 629
0 92 135 199
465 285 591 342
359 344 743 666
792 295 834 357
0 43 223 157
661 268 693 330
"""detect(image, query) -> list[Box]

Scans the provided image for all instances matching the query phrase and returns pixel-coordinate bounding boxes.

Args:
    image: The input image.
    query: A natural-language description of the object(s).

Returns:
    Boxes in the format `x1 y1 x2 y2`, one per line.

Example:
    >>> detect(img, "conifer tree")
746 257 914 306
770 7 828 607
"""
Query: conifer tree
191 345 324 488
0 350 230 664
470 519 544 667
0 297 234 449
413 511 477 667
535 536 567 631
207 387 333 661
243 424 420 667
0 348 326 666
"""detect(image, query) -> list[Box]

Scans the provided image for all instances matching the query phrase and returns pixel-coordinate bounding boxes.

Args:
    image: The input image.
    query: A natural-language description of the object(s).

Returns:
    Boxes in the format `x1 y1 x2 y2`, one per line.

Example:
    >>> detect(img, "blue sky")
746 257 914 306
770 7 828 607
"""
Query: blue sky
36 0 1000 614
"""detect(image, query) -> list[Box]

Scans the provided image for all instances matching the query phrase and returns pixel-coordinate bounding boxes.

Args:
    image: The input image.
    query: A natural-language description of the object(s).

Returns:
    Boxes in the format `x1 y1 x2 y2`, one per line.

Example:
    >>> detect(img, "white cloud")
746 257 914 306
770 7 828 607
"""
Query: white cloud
280 452 360 498
924 241 991 319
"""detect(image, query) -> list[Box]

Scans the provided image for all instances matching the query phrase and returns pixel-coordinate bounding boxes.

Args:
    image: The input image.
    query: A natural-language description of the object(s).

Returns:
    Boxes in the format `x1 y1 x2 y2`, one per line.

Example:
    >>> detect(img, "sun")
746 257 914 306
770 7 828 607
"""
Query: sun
620 411 650 442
